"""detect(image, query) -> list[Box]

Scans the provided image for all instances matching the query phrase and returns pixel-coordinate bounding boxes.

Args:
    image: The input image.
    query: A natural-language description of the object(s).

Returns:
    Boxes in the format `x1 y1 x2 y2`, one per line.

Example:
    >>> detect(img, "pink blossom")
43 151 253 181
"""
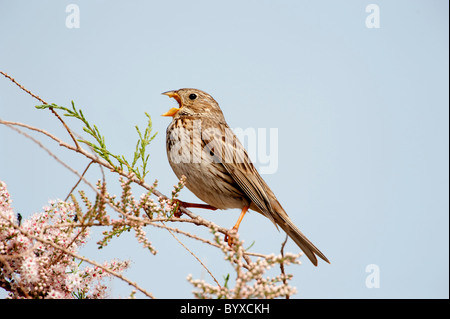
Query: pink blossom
0 181 130 299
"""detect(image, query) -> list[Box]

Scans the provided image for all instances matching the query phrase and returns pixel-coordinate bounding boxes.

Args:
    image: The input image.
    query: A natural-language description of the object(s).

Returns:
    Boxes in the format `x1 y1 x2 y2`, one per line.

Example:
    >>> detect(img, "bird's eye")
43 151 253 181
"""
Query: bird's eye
189 93 197 100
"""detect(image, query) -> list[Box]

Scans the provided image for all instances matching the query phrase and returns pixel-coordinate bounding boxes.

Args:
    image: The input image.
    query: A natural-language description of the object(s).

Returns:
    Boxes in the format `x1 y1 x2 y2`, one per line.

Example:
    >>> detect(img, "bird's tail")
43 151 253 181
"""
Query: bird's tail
272 204 330 266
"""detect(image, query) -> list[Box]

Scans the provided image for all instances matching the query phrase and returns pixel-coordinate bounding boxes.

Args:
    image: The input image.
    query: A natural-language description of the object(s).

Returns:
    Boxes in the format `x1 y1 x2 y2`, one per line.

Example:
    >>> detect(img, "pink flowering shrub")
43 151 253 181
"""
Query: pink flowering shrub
0 181 129 299
187 228 300 299
1 176 302 299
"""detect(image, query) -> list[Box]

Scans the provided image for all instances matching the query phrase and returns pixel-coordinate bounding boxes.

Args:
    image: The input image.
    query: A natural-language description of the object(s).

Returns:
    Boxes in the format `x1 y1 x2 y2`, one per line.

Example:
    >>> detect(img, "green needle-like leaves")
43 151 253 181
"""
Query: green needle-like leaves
36 102 157 180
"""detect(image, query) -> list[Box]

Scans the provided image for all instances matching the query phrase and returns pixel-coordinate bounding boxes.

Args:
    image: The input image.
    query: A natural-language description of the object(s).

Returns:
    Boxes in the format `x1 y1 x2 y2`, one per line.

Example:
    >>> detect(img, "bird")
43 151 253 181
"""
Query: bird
162 88 329 266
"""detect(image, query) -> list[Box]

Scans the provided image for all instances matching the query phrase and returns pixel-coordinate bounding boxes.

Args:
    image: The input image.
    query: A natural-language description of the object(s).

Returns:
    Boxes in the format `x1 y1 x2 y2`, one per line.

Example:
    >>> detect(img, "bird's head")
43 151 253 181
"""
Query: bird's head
161 88 224 120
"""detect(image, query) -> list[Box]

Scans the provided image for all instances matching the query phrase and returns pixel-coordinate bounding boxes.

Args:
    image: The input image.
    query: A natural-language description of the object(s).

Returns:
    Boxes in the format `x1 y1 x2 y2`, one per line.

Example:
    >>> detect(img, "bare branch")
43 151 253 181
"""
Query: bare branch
0 70 80 149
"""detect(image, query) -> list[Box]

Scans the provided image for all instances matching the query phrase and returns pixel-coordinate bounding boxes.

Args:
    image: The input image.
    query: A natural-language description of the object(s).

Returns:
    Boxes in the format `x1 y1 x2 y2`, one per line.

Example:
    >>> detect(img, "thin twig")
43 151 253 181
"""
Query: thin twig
0 121 99 196
0 71 48 104
0 70 80 149
162 222 221 288
65 160 95 201
41 218 267 262
280 234 289 299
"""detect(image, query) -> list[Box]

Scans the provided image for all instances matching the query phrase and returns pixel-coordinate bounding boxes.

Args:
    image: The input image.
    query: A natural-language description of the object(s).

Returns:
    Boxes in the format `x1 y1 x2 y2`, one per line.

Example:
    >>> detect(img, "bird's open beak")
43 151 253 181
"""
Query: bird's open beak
162 91 181 117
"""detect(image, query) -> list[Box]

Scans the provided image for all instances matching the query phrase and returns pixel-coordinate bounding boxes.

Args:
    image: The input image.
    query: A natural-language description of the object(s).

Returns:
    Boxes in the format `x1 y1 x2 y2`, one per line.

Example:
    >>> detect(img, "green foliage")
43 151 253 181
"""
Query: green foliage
36 102 157 180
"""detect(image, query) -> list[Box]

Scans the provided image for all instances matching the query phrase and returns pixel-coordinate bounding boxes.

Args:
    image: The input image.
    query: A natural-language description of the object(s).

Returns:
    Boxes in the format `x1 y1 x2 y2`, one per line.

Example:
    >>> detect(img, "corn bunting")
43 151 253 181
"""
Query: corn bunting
162 88 329 266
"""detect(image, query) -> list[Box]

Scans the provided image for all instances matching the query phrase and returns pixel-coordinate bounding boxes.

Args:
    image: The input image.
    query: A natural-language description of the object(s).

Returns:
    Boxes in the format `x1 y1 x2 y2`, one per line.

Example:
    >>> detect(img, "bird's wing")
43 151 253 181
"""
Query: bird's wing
200 119 330 266
201 121 277 225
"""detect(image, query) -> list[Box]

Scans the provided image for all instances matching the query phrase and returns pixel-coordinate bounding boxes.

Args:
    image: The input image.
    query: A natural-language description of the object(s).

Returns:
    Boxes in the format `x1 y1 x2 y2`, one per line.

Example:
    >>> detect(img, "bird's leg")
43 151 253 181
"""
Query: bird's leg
172 199 217 217
225 205 249 246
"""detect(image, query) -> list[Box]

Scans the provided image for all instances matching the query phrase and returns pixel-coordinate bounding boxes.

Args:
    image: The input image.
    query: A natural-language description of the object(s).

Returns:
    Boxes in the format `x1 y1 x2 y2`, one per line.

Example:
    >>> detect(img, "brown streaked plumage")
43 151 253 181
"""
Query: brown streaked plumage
162 88 329 266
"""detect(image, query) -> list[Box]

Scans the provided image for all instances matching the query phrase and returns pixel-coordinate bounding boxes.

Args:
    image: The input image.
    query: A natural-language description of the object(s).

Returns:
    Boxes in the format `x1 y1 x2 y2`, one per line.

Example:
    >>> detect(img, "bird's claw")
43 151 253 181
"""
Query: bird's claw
171 199 218 218
224 227 238 247
171 199 183 218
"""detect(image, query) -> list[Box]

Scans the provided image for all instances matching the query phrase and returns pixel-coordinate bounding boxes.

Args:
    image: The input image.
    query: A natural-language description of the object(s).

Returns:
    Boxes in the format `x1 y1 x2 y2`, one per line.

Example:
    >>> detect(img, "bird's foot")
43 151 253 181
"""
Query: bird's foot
171 199 217 218
224 226 239 247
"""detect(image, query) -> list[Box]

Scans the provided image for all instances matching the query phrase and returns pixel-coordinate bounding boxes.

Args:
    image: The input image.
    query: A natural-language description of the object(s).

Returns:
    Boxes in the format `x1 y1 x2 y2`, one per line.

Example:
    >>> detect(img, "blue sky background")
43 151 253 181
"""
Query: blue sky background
0 0 448 298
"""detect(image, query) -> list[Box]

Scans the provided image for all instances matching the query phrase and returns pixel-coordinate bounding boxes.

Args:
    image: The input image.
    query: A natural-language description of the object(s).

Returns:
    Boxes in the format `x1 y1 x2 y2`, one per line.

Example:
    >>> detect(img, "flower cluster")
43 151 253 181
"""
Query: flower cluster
0 181 130 299
96 176 187 253
142 176 187 218
95 177 159 253
187 228 301 299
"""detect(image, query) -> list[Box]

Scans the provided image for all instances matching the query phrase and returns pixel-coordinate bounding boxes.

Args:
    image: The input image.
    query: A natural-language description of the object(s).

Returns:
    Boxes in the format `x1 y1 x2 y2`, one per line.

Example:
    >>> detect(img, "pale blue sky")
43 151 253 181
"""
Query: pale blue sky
0 0 448 298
